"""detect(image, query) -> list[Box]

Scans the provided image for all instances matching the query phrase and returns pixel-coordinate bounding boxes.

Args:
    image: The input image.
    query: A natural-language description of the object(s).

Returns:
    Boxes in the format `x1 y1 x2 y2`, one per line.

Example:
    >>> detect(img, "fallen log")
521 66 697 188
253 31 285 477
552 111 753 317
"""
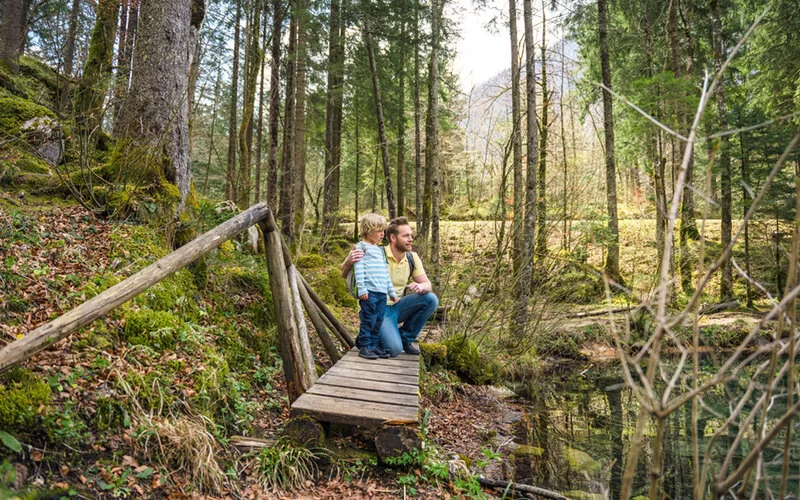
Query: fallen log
699 300 739 315
229 436 276 449
0 203 273 375
477 477 570 500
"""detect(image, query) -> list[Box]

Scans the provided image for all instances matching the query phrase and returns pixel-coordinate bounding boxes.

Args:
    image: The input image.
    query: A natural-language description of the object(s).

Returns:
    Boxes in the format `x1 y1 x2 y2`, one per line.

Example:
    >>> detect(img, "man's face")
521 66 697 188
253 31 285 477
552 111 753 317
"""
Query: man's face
390 225 413 252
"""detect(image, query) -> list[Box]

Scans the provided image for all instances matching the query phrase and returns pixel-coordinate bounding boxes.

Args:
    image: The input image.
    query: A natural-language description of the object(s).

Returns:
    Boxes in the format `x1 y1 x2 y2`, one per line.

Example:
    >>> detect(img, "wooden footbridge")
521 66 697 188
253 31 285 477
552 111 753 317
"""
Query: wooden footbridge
0 203 420 432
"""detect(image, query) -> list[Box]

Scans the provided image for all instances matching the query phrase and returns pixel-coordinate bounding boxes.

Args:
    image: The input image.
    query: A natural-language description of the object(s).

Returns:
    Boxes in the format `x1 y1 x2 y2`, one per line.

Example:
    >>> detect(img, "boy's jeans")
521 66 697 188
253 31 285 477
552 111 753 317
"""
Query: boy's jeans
379 292 439 356
357 291 387 349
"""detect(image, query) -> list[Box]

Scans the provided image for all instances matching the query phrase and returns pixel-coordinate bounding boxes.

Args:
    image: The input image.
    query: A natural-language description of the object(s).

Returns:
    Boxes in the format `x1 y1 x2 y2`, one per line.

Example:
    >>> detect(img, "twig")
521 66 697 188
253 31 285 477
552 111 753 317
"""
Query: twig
477 477 570 500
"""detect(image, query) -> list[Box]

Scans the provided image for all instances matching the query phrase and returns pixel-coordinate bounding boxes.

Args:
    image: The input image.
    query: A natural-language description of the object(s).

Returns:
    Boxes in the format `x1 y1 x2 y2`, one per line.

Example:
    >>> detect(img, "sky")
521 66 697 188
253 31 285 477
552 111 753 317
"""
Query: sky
451 0 512 93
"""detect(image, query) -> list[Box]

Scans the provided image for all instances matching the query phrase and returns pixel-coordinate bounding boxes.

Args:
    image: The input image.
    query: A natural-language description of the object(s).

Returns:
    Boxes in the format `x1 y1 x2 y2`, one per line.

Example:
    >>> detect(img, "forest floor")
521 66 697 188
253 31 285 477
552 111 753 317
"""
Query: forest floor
1 200 778 498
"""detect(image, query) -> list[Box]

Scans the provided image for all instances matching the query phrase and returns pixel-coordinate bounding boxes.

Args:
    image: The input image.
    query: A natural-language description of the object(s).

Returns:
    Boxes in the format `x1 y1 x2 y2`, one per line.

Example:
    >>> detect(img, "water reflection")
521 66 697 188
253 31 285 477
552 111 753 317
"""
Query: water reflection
507 358 800 499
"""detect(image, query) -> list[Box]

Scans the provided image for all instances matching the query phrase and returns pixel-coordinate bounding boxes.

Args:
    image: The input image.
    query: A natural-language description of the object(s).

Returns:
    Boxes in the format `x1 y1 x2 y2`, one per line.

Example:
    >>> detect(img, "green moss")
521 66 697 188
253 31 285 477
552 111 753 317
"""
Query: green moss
123 309 181 350
120 370 177 415
443 337 498 384
0 96 55 135
296 253 325 269
564 447 602 474
315 268 357 309
0 368 52 430
420 342 447 366
512 445 544 458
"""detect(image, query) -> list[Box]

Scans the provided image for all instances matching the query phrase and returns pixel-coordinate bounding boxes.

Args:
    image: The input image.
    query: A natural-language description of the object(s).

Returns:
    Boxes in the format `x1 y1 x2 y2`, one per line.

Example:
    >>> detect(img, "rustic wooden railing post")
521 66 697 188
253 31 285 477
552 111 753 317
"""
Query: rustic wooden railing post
0 203 273 375
259 213 307 402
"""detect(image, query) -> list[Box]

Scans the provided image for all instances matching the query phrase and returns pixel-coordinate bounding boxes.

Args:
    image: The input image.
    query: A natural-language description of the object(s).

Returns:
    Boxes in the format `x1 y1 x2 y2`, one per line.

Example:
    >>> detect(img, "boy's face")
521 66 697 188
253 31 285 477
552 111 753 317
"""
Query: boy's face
366 229 384 245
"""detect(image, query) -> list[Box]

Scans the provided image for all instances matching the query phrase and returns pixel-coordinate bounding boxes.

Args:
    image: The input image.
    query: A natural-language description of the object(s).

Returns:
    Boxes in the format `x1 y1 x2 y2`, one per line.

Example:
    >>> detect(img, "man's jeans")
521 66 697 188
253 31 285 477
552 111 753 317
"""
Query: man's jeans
379 292 439 356
358 291 387 349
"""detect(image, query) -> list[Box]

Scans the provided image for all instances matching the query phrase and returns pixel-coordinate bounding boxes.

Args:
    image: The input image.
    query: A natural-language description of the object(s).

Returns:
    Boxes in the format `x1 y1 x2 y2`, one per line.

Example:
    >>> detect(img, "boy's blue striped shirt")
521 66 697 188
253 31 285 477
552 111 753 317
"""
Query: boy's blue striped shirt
354 242 397 298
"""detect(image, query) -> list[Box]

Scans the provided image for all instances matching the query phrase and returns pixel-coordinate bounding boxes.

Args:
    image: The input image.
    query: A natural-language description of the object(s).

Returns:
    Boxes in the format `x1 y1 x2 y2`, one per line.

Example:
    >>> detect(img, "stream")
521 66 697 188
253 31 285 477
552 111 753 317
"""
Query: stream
504 356 800 499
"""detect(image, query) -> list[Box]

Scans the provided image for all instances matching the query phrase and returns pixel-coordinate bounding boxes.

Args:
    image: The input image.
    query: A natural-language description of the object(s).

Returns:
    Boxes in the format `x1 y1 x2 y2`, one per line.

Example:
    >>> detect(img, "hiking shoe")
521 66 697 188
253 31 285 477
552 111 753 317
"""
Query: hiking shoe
373 346 391 358
402 343 420 355
358 347 379 359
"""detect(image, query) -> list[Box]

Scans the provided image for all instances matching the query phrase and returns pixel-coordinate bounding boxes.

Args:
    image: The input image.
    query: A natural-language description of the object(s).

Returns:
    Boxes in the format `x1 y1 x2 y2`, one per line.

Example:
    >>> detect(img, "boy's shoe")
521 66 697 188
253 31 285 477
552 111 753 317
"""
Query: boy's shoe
402 343 420 355
373 346 391 358
358 347 379 359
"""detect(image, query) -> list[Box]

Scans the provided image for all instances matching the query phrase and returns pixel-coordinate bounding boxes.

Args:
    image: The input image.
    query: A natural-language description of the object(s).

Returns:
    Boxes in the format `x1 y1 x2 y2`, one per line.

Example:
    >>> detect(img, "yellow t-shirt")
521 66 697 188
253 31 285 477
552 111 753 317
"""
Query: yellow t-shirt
383 246 425 301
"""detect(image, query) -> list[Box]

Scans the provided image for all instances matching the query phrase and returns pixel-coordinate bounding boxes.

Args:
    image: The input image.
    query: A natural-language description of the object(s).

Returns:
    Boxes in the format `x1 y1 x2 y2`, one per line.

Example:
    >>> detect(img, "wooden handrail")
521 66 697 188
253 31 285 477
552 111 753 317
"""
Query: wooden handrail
0 203 272 375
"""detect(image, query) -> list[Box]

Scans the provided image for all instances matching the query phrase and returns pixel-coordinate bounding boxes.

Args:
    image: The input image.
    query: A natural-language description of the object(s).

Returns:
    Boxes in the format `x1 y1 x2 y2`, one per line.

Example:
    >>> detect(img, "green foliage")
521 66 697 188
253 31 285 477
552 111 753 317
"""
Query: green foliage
420 366 460 403
255 439 321 492
93 398 130 431
0 368 52 430
0 430 21 453
41 403 89 446
443 336 499 384
419 342 447 366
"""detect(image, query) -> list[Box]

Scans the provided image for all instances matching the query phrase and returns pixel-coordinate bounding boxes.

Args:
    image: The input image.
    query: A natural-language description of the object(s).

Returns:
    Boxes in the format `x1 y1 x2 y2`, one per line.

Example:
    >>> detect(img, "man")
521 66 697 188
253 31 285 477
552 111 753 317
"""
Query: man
341 216 438 356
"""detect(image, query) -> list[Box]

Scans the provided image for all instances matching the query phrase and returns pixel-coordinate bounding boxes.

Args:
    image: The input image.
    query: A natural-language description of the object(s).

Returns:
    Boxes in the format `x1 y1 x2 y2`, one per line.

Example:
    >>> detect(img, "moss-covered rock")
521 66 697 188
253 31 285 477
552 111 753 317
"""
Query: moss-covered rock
0 96 55 136
315 268 357 309
296 253 324 269
0 368 52 430
444 336 498 384
420 342 447 366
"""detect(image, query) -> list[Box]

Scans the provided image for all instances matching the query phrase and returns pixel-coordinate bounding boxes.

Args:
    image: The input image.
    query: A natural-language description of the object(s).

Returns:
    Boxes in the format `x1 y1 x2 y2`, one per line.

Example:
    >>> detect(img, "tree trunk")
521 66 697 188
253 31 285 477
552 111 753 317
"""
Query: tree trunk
112 0 129 120
75 0 118 136
0 0 30 73
514 0 537 334
740 132 752 308
237 0 262 210
559 39 569 251
711 0 732 301
535 2 548 264
425 0 441 279
396 2 407 217
255 5 267 203
279 2 297 241
267 0 281 211
364 22 396 219
322 0 344 236
113 0 205 212
354 110 361 240
225 0 241 202
60 0 81 113
597 0 622 283
413 4 422 223
203 62 222 195
293 0 308 236
508 0 523 275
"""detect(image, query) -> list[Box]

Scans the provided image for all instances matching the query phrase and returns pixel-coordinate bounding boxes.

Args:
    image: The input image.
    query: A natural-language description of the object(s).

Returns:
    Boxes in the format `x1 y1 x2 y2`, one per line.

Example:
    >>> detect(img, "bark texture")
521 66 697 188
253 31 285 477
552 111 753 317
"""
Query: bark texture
0 0 29 73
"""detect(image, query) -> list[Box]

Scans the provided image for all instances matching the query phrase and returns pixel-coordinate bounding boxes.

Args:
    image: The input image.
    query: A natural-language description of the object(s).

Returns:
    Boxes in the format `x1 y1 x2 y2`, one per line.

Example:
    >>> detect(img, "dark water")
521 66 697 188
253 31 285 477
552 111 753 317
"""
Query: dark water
507 358 800 499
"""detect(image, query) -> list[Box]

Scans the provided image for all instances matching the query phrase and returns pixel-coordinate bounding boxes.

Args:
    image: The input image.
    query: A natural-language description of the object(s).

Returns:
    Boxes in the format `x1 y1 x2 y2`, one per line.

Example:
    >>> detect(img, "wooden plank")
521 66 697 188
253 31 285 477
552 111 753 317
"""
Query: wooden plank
315 374 418 395
291 393 418 426
335 360 419 376
325 365 418 385
342 350 420 367
306 384 418 407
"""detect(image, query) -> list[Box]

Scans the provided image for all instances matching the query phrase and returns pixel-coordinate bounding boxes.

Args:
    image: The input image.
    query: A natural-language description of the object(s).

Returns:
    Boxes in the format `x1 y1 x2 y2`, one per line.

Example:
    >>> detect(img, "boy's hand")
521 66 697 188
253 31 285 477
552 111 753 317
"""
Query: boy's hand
359 293 369 301
391 296 399 303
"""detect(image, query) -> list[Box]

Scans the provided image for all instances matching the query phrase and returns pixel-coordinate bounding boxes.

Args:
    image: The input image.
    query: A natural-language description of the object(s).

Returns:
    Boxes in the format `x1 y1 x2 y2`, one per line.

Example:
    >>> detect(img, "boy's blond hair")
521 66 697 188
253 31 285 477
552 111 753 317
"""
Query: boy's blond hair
359 213 387 240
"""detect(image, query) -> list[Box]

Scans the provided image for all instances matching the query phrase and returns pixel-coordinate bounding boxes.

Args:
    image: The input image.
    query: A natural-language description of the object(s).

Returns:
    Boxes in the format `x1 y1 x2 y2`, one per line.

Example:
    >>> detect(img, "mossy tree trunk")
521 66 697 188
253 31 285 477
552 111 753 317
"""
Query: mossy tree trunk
0 0 30 74
75 0 118 137
508 0 523 275
113 0 205 215
237 0 263 210
225 0 241 202
293 0 308 236
279 0 297 241
322 0 344 238
266 0 281 212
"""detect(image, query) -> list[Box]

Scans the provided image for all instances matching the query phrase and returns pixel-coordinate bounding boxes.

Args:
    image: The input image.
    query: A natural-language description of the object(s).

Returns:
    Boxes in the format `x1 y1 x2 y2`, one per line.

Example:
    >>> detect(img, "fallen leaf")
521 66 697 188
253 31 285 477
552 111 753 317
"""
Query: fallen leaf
60 465 69 477
31 450 42 462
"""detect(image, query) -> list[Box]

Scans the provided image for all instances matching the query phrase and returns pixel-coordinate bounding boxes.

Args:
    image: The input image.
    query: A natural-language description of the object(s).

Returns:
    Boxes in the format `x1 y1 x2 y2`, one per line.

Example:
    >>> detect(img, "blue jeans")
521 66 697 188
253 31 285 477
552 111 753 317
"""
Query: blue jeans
358 291 386 349
379 292 439 356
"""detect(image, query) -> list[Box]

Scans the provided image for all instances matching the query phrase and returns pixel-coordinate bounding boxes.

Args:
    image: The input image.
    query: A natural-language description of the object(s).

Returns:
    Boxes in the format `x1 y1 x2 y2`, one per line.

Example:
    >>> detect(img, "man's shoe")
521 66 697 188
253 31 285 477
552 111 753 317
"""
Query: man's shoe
358 347 379 359
373 346 391 358
402 343 420 355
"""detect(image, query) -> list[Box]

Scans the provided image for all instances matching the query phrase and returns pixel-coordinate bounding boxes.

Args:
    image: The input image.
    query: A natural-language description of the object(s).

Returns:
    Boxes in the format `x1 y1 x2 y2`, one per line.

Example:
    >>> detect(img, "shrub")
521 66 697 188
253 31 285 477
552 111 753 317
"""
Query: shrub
443 337 498 384
123 309 182 350
255 438 321 492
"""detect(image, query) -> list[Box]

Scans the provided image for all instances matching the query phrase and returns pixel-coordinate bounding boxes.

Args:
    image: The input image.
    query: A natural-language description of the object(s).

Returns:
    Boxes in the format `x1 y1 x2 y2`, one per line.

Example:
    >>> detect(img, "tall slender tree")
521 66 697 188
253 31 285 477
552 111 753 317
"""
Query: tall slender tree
426 0 442 281
364 19 396 219
293 0 308 235
509 0 524 275
279 1 297 240
237 0 263 209
322 0 345 236
225 0 241 202
395 0 407 216
267 0 281 211
597 0 622 283
535 1 548 262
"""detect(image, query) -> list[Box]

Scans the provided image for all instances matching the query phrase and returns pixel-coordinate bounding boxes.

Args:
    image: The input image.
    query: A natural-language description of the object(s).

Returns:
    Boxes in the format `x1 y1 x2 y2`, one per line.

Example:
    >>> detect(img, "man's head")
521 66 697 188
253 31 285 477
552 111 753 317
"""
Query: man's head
359 213 387 241
386 216 413 252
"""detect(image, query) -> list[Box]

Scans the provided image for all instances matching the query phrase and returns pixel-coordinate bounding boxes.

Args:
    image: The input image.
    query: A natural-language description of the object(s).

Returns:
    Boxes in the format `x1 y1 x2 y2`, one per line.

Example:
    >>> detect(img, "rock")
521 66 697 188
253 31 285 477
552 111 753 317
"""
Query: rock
375 426 423 463
487 385 517 400
282 416 325 446
21 116 63 165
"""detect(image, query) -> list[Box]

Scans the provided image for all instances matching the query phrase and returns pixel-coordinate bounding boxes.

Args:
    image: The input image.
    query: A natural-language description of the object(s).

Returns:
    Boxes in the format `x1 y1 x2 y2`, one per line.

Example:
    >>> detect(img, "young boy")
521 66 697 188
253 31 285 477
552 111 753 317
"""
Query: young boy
354 213 398 359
